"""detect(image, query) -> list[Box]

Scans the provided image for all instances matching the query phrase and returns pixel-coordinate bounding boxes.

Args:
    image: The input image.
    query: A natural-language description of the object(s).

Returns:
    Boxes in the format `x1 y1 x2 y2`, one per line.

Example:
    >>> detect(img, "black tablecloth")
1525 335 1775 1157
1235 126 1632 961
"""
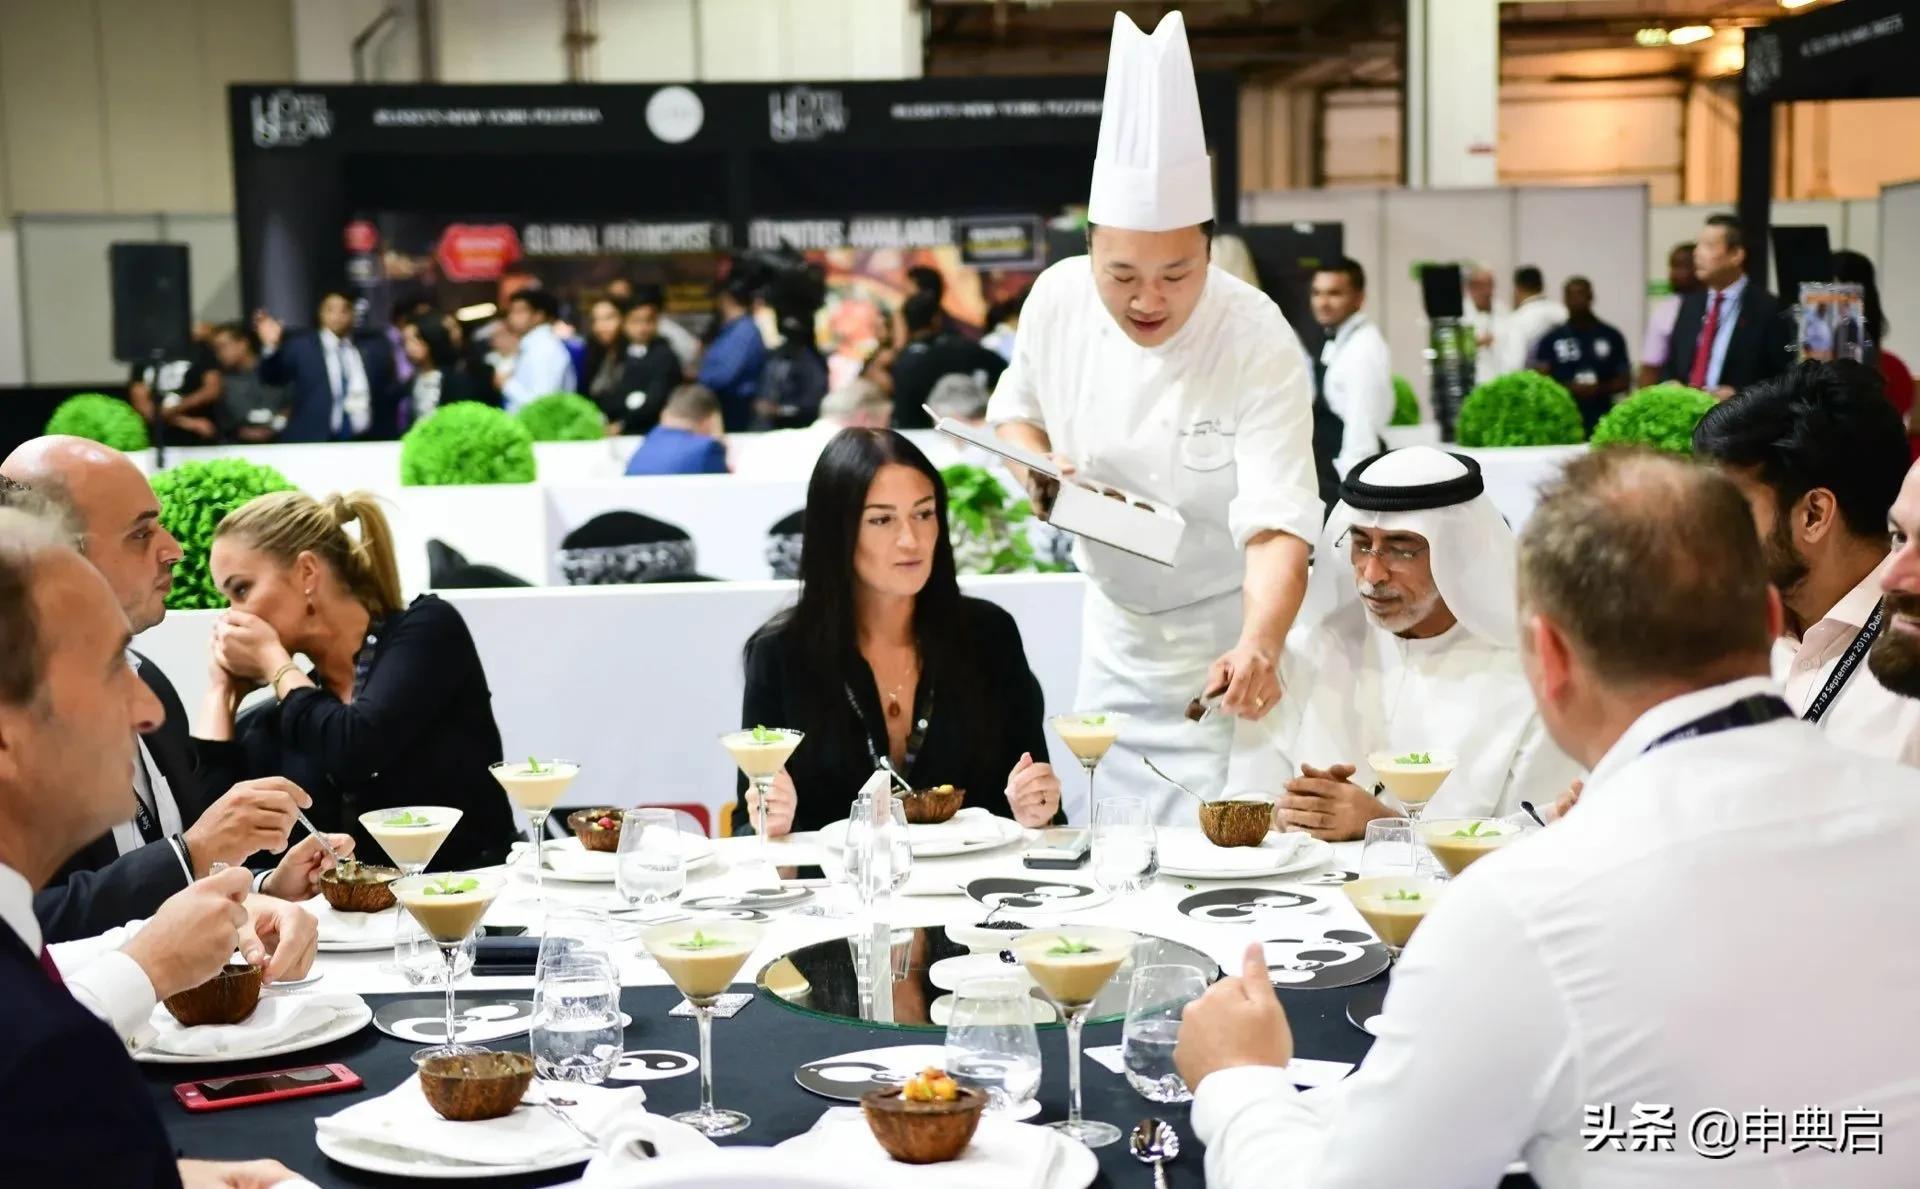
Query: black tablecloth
149 977 1532 1188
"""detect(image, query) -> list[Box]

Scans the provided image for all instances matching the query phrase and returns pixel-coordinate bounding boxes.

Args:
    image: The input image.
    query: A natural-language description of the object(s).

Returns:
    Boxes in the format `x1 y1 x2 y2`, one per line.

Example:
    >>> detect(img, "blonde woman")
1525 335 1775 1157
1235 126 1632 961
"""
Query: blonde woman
195 491 515 869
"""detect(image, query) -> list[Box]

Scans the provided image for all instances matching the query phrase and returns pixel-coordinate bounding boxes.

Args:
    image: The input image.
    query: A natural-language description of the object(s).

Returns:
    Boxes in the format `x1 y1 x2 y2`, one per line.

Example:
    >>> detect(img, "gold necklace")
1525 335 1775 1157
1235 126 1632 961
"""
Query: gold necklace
879 654 919 720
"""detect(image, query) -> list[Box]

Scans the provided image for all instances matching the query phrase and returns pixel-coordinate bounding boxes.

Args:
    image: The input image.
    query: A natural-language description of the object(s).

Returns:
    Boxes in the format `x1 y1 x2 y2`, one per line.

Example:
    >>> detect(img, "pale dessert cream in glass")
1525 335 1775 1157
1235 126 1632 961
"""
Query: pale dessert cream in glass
1013 927 1136 1008
720 728 802 781
490 758 579 812
1343 876 1447 954
642 922 764 1004
1366 750 1458 812
1416 817 1518 877
395 874 500 944
359 806 461 870
1053 714 1123 766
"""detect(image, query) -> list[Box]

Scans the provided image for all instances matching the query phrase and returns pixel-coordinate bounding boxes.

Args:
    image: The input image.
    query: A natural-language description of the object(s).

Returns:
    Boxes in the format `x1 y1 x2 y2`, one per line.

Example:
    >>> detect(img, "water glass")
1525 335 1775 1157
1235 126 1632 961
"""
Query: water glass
884 799 913 894
615 808 688 913
942 976 1043 1115
1361 816 1442 878
1092 796 1158 894
392 919 475 986
531 951 623 1083
843 795 911 906
1121 964 1208 1103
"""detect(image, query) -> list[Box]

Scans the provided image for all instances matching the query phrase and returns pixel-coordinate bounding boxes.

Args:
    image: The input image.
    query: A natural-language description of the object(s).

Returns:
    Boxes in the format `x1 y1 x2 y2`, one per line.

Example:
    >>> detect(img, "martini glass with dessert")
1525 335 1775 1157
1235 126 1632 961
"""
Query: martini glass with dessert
640 919 767 1136
490 757 579 900
395 870 506 1063
1012 926 1137 1148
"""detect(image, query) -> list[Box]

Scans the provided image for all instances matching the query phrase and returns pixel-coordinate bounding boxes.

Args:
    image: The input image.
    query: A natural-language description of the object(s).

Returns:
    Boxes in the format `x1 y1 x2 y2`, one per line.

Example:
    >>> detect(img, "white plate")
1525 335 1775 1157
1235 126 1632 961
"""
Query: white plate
135 996 372 1065
927 952 1038 993
523 835 718 884
775 1115 1096 1189
317 935 395 954
314 1130 589 1180
818 811 1025 858
1158 832 1334 880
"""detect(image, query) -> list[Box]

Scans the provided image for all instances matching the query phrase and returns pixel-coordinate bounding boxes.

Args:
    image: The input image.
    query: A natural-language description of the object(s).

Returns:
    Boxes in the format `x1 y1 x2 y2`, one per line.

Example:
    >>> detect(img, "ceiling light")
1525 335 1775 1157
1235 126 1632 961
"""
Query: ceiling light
1669 25 1714 45
1780 0 1818 9
1635 27 1669 46
456 302 498 321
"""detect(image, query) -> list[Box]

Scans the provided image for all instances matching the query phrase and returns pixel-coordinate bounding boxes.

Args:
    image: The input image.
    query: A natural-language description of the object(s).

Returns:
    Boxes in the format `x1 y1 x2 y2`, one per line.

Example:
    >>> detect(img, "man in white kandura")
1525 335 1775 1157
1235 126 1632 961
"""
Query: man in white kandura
989 11 1321 823
1177 450 1920 1188
1225 447 1581 837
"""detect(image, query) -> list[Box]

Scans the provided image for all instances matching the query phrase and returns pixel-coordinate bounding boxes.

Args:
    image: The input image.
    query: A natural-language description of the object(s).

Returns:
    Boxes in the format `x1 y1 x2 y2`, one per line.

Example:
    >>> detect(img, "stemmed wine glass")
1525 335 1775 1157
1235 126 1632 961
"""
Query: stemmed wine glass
394 869 506 1063
1052 712 1125 821
719 727 803 867
1012 925 1137 1148
640 918 767 1137
490 758 579 902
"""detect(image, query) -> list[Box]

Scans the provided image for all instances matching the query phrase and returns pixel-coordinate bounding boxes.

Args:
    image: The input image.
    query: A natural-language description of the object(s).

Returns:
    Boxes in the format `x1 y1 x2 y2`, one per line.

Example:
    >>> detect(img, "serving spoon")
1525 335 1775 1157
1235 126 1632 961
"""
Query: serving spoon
1141 755 1206 805
1130 1117 1181 1188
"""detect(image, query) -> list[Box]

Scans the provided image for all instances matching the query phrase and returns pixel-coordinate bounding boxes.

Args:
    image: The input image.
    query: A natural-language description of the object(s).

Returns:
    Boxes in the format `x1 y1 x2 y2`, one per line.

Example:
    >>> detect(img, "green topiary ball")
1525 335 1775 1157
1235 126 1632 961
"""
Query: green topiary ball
1589 383 1718 456
1391 375 1420 427
46 393 151 452
400 402 537 486
151 459 296 610
514 392 606 443
1454 371 1586 448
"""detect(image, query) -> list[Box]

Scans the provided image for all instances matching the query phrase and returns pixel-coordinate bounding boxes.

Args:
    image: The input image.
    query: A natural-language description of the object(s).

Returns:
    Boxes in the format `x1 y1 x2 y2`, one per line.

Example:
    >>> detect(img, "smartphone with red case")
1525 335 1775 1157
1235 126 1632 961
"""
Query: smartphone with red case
174 1062 362 1112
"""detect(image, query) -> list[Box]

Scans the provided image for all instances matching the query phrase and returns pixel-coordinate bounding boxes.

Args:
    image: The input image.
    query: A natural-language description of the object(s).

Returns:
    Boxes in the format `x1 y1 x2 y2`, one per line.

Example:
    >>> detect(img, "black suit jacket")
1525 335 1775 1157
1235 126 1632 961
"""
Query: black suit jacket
35 657 206 943
0 925 182 1186
1660 282 1791 392
259 329 403 443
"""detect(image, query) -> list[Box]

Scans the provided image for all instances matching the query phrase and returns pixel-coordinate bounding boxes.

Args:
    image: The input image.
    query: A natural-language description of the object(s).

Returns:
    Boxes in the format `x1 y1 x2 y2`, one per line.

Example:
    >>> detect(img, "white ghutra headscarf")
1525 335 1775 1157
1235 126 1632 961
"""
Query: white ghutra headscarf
1297 446 1518 649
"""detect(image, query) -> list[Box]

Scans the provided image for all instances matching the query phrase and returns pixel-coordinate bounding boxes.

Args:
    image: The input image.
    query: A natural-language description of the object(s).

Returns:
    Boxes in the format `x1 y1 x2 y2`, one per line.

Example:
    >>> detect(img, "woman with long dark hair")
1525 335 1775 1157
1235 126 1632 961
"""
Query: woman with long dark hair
403 314 493 428
735 429 1061 835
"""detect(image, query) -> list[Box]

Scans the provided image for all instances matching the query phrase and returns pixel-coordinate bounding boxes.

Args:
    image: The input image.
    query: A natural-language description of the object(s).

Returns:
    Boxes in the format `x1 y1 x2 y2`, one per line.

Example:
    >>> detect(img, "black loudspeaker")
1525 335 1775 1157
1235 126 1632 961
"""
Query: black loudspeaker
1419 263 1464 320
109 243 192 363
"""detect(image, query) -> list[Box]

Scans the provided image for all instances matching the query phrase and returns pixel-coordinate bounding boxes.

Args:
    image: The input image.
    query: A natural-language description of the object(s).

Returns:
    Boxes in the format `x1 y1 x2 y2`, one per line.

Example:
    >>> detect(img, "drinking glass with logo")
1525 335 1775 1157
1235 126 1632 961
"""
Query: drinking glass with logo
942 975 1043 1116
1121 964 1208 1103
615 808 688 917
531 950 623 1084
1092 796 1158 895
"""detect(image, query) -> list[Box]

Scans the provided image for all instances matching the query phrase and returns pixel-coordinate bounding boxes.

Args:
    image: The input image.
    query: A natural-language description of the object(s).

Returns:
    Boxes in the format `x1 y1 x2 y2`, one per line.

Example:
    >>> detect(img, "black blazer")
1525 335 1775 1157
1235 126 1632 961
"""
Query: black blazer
198 595 516 871
36 657 205 943
1660 282 1791 392
735 597 1050 834
0 925 181 1186
259 329 403 443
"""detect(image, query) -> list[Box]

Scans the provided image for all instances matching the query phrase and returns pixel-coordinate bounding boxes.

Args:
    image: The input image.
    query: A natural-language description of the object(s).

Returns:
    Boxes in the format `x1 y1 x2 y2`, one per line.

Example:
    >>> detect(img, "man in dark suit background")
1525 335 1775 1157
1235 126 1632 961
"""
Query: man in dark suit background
0 437 351 942
1661 214 1793 397
253 288 402 442
0 507 301 1189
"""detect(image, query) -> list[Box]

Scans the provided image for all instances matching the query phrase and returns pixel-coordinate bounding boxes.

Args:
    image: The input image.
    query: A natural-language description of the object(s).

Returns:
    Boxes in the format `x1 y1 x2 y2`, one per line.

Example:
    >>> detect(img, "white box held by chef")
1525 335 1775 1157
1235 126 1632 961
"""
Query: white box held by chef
930 411 1186 566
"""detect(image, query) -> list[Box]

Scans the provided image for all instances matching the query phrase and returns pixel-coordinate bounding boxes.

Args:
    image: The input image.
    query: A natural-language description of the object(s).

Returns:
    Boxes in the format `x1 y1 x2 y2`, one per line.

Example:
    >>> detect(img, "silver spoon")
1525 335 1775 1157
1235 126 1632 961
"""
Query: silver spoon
1130 1118 1181 1189
1141 756 1206 805
533 1089 599 1147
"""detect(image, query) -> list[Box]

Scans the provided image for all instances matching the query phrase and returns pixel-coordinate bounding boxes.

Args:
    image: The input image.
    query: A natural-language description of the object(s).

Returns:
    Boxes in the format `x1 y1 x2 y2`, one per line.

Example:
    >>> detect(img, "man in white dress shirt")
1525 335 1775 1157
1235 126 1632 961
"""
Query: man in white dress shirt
990 12 1321 821
1308 257 1394 511
1693 361 1920 763
1178 448 1920 1188
0 509 308 1187
496 287 577 413
1490 265 1568 379
1225 447 1582 836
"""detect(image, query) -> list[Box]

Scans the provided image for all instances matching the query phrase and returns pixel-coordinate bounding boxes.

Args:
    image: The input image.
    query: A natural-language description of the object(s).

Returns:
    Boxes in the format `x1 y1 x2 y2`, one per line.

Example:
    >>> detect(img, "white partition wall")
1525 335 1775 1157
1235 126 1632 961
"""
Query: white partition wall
134 575 1088 829
1881 181 1920 358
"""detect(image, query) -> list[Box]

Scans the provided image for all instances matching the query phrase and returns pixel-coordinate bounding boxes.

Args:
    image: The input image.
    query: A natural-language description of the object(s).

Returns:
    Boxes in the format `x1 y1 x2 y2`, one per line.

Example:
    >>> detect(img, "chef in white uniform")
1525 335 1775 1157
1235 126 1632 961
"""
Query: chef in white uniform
988 11 1322 824
1225 447 1582 833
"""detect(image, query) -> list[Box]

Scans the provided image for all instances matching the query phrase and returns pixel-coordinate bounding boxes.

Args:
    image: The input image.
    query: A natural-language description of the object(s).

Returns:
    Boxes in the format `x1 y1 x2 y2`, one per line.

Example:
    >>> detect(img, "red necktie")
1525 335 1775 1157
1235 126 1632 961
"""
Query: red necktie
1687 290 1723 388
38 946 64 987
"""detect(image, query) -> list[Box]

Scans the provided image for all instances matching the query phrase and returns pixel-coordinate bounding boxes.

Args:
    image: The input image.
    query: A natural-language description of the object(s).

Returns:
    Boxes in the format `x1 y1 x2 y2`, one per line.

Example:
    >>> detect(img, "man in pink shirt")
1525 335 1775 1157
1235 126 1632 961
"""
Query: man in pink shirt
1694 360 1920 763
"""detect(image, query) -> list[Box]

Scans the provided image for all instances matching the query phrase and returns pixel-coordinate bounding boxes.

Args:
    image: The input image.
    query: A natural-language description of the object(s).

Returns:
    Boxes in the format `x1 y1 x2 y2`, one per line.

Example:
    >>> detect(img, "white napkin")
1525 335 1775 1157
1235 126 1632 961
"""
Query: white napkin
315 1074 646 1167
578 1112 719 1186
303 899 398 945
546 841 617 880
145 992 365 1059
1159 829 1306 872
778 1107 1062 1189
906 807 1006 845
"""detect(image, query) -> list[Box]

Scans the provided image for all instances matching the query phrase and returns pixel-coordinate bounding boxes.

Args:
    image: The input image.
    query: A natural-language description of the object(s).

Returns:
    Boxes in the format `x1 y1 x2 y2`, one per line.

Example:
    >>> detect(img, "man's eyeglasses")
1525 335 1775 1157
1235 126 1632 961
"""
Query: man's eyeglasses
1338 530 1429 567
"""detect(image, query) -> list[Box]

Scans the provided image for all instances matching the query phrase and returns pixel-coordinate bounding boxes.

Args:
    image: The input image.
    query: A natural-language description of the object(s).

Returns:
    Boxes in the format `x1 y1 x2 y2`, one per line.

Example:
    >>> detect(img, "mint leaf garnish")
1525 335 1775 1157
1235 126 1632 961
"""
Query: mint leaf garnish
1044 937 1097 956
1385 889 1423 902
1394 752 1433 765
383 810 429 827
751 724 776 745
1082 715 1106 726
423 876 479 896
526 756 544 774
673 930 724 951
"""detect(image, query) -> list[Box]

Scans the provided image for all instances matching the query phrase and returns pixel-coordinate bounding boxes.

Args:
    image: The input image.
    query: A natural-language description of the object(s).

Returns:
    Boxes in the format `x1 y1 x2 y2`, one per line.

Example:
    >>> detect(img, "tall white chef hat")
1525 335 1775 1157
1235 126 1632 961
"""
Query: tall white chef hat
1086 11 1214 232
1296 446 1519 649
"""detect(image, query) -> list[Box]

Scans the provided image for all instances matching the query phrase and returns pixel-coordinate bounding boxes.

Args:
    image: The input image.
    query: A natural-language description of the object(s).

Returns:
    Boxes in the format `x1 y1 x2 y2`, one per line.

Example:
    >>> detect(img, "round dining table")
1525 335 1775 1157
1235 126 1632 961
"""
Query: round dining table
146 821 1539 1188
